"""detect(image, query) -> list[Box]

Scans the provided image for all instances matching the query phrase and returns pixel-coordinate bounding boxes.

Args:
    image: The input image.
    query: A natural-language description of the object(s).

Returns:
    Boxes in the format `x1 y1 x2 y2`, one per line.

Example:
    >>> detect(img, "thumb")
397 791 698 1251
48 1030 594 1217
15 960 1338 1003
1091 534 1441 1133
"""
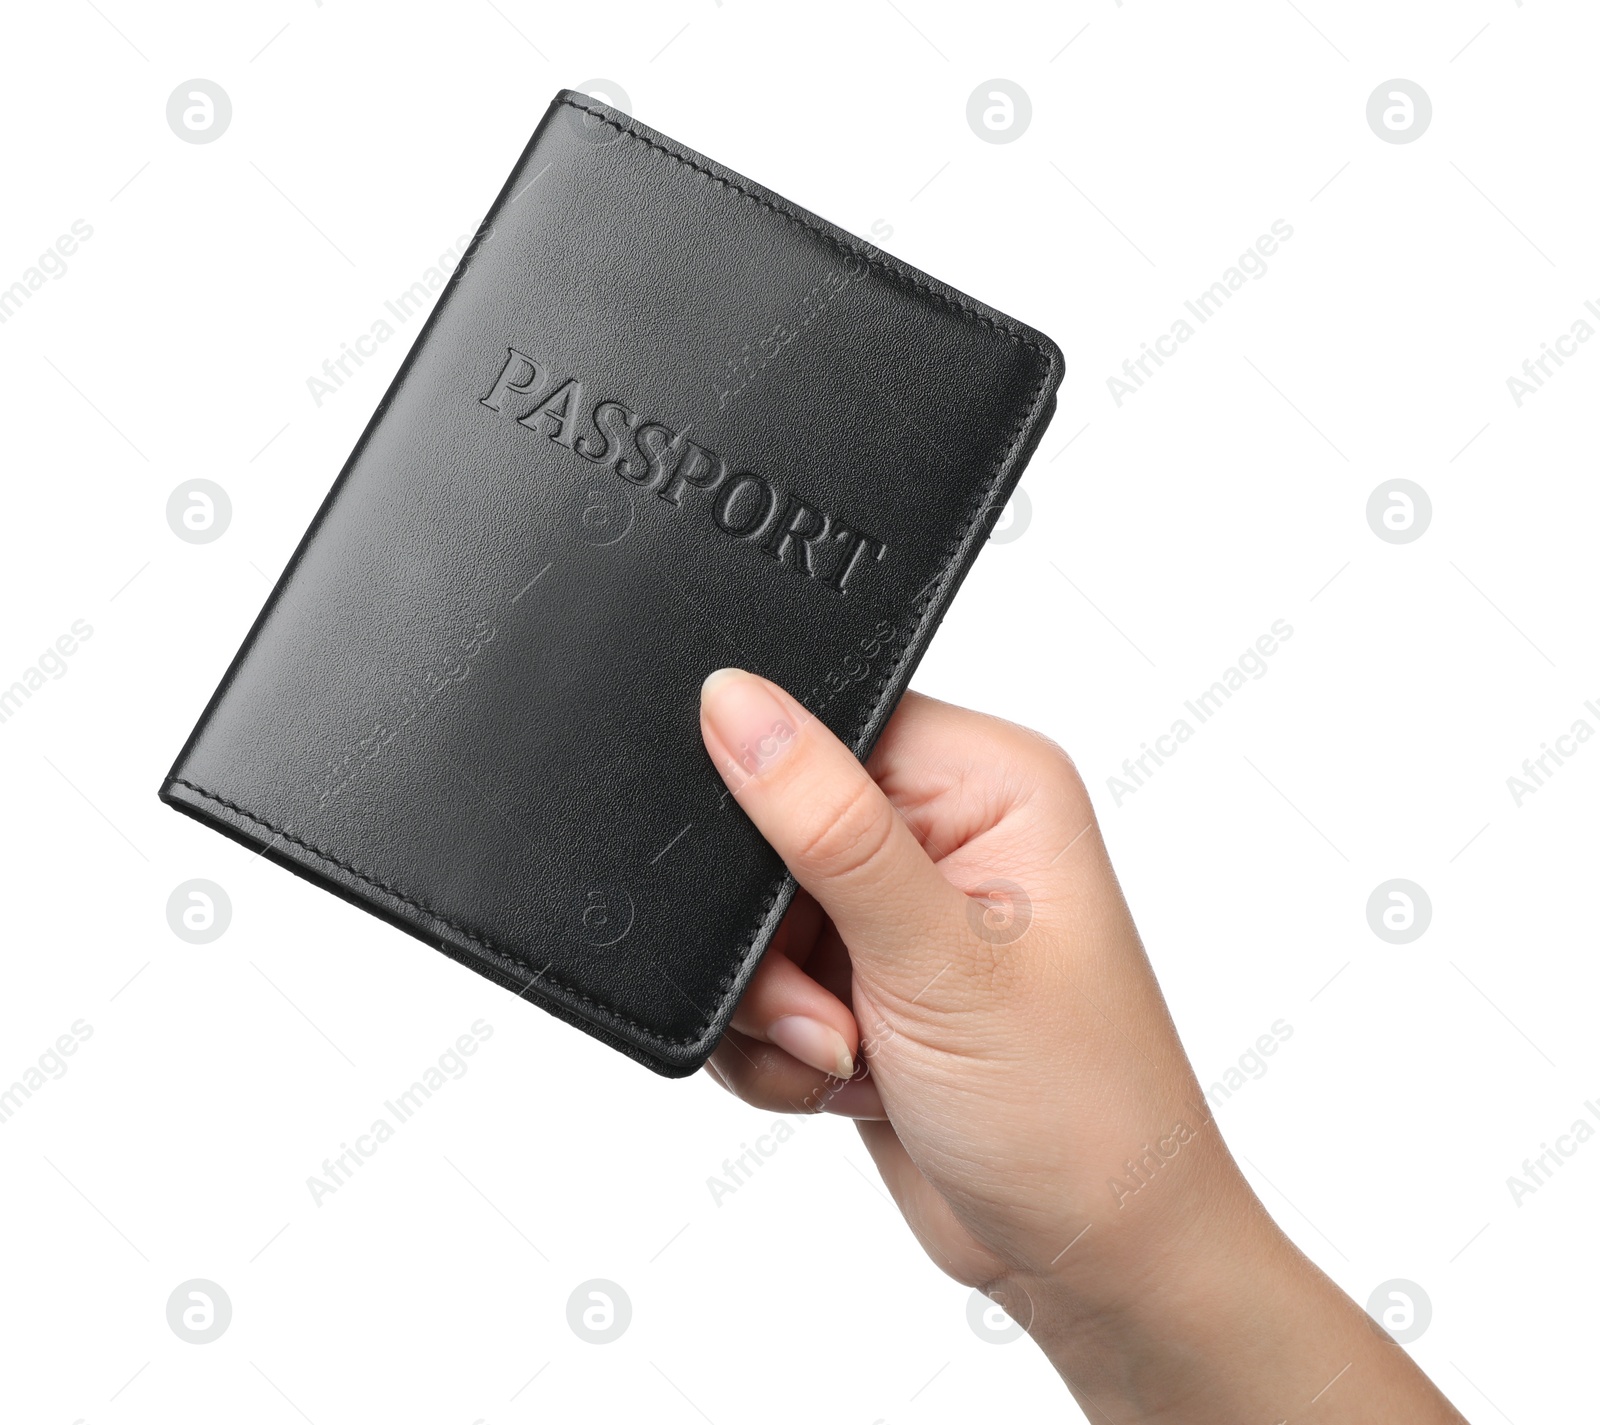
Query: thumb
698 668 965 996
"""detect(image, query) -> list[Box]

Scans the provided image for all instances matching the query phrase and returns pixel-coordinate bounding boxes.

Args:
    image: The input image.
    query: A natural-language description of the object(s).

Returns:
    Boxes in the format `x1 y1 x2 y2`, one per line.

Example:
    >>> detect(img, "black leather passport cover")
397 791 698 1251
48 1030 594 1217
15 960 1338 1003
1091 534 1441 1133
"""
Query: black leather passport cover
160 90 1062 1076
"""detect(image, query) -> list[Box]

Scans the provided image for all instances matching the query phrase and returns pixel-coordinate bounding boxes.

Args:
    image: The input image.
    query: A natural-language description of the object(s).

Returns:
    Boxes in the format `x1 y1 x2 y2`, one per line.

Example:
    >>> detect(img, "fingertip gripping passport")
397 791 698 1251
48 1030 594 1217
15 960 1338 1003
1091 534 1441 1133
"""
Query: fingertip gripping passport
160 89 1063 1076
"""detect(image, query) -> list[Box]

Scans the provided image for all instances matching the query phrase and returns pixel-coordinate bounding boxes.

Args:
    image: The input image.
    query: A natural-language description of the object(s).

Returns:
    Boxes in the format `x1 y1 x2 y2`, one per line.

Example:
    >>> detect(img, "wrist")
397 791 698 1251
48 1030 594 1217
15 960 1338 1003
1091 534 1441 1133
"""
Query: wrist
1022 1190 1287 1413
1013 1149 1277 1397
1012 1177 1465 1424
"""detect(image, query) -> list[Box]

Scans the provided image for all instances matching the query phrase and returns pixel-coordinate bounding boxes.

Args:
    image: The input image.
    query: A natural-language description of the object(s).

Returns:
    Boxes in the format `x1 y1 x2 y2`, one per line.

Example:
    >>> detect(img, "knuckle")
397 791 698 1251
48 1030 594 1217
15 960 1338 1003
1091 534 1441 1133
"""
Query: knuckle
792 776 895 883
1015 723 1084 784
1003 723 1094 818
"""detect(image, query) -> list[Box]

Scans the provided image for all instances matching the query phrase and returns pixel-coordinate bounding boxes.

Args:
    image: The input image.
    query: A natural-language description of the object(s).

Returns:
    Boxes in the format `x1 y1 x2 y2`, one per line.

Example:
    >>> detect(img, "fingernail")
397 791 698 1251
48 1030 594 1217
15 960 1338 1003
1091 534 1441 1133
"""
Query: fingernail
701 668 798 783
768 1015 855 1079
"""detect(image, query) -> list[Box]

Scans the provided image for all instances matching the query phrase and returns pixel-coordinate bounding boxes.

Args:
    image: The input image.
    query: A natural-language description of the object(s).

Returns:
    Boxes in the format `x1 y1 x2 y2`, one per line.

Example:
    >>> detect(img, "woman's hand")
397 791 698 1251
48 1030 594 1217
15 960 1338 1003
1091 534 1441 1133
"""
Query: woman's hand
699 669 1467 1423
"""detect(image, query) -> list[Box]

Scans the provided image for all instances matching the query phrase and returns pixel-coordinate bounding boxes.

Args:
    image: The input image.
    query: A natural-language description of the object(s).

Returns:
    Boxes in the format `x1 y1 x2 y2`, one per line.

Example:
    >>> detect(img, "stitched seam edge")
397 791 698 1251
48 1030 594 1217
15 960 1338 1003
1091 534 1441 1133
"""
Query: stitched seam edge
167 775 759 1052
848 363 1056 749
559 97 1050 358
173 104 1058 1060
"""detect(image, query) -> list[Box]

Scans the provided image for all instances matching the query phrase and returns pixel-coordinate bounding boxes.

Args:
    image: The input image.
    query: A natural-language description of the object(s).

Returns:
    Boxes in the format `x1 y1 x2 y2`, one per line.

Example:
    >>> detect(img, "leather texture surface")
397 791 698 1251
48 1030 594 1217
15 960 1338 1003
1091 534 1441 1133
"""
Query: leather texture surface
160 89 1063 1076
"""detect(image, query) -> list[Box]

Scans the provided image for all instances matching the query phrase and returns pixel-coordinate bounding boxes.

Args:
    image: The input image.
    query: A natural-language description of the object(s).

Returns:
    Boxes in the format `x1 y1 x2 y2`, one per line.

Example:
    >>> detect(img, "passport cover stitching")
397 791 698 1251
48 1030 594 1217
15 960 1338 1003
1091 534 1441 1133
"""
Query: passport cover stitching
165 775 742 1044
556 99 1053 361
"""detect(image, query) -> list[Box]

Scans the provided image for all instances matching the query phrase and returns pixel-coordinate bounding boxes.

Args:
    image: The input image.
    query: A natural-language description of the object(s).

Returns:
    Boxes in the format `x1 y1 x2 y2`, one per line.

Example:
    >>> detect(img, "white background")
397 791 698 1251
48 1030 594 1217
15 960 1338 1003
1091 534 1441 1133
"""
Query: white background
1 0 1594 1419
